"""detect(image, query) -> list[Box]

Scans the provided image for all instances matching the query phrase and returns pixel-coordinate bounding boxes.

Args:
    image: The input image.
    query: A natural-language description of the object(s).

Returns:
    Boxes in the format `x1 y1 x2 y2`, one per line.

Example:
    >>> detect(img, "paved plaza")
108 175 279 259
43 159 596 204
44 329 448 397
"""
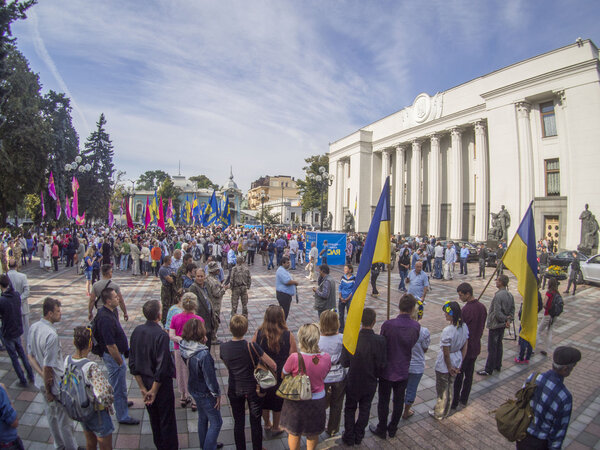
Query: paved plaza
7 258 600 449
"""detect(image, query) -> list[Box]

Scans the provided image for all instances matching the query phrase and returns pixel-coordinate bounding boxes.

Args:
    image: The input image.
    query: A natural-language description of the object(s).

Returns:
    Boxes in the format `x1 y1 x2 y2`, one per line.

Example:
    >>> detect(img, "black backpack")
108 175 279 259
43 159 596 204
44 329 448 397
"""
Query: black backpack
549 293 564 318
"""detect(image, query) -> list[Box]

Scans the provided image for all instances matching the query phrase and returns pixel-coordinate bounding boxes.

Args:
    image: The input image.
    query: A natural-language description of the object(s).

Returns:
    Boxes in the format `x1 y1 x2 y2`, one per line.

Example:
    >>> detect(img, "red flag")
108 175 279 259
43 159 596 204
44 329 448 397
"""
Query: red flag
158 196 165 232
125 197 134 229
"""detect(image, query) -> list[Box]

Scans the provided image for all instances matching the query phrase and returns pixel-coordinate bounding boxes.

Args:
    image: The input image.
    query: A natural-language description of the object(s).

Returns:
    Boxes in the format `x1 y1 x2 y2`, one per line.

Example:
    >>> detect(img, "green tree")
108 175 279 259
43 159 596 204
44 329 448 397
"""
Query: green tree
42 90 79 203
136 170 170 190
189 174 218 190
24 193 40 223
0 47 51 224
256 206 280 225
79 113 115 219
157 177 182 213
296 154 329 212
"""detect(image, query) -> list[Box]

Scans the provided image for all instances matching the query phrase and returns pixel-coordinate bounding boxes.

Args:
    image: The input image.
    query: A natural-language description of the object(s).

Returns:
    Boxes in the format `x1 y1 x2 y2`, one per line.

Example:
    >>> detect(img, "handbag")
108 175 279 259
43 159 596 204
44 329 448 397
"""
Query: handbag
276 352 312 401
248 343 276 389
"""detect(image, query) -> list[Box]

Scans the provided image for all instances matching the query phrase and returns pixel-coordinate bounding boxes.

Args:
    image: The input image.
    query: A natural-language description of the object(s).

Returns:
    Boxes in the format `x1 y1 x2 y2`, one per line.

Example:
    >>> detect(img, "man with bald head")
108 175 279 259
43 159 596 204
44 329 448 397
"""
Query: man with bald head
405 261 429 303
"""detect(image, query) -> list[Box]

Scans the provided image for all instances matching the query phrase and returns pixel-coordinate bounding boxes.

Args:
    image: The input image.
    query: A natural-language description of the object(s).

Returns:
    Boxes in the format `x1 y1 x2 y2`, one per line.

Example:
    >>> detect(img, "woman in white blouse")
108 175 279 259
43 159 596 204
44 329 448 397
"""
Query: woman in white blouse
429 301 468 420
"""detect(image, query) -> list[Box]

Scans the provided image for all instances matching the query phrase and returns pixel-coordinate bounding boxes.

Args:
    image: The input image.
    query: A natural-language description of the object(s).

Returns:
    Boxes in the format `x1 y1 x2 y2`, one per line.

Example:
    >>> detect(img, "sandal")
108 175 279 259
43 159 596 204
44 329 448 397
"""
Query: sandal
180 399 188 408
402 410 414 419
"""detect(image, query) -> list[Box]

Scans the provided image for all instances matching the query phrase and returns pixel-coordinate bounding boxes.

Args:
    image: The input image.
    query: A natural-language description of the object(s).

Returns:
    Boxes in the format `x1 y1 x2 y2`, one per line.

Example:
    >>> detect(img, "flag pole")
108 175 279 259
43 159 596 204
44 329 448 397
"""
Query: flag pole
387 263 391 320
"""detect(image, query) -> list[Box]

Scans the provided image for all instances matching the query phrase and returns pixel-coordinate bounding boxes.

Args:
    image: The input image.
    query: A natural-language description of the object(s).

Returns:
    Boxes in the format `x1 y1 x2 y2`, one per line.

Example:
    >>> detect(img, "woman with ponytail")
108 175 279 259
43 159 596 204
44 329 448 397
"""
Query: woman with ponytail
429 301 468 420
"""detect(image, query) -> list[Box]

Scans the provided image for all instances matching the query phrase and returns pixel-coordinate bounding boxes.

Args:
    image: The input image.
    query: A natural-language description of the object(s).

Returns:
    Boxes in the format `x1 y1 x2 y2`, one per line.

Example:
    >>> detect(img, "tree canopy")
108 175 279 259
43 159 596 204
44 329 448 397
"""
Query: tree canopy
136 170 170 191
296 154 329 212
157 177 182 213
189 174 218 190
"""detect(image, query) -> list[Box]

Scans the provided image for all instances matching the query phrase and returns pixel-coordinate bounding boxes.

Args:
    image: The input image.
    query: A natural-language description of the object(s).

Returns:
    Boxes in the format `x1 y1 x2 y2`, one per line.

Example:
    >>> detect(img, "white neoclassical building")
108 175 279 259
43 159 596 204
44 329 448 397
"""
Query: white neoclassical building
328 39 600 250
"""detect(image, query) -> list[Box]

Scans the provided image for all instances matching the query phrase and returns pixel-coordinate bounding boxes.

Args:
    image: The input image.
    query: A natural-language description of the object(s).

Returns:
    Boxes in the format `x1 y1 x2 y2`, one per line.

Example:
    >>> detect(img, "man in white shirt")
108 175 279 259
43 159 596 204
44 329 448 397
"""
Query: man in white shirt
7 259 30 349
288 236 299 270
444 242 457 280
307 242 318 282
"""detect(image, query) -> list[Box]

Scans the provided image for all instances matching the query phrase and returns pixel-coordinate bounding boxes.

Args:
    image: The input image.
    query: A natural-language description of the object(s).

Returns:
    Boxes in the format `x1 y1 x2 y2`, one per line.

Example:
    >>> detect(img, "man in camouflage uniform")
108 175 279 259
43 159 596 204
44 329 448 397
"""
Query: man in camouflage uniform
230 256 251 317
205 261 228 343
174 253 193 297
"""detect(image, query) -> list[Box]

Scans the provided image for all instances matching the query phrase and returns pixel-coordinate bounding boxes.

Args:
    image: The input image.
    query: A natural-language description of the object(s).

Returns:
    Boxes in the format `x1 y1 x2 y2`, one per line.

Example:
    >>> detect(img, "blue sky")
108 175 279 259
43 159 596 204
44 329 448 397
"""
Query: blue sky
12 0 600 191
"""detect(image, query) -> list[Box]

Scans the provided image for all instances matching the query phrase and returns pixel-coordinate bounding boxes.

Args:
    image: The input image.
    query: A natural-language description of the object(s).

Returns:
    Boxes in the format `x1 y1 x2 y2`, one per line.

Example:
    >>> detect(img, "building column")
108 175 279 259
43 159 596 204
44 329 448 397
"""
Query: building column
381 149 391 191
429 134 441 237
343 159 350 215
450 128 463 239
410 140 422 236
516 101 534 217
474 121 489 241
335 159 344 231
394 145 405 235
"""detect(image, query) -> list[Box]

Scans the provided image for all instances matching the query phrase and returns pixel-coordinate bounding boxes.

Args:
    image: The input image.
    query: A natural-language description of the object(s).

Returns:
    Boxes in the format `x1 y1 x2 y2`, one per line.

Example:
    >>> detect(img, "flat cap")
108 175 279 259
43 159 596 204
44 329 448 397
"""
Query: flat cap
553 346 581 365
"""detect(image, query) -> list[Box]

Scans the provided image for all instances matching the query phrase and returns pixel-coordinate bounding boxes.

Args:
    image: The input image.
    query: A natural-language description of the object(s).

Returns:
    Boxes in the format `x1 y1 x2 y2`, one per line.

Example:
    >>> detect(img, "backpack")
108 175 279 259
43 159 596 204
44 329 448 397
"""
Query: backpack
494 372 538 442
59 356 96 422
549 293 563 318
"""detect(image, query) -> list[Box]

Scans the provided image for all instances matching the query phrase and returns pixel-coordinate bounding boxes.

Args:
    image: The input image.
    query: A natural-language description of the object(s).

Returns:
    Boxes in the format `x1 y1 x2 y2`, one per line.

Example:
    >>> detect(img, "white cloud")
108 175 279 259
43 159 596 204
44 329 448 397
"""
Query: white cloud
10 0 599 191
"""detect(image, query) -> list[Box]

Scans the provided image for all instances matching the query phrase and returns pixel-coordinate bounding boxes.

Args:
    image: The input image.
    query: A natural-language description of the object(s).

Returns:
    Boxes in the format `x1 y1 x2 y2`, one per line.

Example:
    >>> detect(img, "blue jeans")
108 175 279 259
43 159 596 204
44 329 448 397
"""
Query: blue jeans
120 254 129 271
460 257 468 274
268 252 275 269
338 299 351 332
404 372 423 405
3 336 33 384
434 257 443 279
193 395 223 450
103 353 131 422
290 253 297 269
398 269 407 291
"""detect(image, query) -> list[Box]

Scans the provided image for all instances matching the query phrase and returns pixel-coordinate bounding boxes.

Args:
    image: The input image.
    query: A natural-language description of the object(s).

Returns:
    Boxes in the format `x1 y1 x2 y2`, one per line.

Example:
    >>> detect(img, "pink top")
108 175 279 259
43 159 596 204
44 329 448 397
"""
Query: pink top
170 312 204 350
283 352 331 395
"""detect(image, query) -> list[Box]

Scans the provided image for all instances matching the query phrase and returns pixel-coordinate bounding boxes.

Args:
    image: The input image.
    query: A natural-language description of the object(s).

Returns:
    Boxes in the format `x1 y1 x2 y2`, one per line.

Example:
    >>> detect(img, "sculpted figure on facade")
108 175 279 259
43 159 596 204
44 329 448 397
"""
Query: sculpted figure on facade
488 213 502 240
497 205 510 240
579 204 599 254
344 210 355 232
323 212 332 230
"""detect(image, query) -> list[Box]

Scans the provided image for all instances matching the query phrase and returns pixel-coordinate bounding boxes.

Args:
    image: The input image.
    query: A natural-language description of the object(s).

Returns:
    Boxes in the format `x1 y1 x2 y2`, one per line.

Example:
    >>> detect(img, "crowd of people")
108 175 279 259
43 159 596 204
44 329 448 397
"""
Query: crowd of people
0 223 583 449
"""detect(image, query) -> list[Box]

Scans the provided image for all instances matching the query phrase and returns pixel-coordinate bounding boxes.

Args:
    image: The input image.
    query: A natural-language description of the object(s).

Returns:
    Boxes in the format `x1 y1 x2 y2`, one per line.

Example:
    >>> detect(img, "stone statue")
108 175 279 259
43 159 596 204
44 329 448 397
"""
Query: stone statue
488 213 502 241
497 205 510 241
322 212 332 230
343 210 355 232
578 204 599 255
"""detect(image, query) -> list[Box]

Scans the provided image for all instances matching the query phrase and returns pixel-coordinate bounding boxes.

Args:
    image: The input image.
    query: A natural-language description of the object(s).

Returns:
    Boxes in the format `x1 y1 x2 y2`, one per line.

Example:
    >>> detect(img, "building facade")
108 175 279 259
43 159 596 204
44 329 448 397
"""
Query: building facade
247 175 300 210
328 40 600 250
127 170 243 225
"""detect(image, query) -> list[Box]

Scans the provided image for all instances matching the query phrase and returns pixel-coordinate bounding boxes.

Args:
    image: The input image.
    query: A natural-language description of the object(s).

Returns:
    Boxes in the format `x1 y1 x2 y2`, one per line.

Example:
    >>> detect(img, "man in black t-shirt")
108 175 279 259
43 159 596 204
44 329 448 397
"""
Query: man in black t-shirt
96 287 138 425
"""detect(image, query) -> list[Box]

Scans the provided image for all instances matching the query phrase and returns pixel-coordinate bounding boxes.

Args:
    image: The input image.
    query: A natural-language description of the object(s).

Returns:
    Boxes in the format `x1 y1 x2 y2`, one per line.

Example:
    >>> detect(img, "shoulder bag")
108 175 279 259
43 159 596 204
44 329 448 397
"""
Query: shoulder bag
276 352 312 401
248 342 277 389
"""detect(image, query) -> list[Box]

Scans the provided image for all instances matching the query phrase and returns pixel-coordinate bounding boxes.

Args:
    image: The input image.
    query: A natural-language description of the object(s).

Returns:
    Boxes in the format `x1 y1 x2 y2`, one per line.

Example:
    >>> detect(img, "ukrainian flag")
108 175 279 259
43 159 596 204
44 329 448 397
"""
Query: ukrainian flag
192 194 199 224
207 190 218 225
223 196 232 226
502 201 538 348
343 176 391 354
185 195 192 224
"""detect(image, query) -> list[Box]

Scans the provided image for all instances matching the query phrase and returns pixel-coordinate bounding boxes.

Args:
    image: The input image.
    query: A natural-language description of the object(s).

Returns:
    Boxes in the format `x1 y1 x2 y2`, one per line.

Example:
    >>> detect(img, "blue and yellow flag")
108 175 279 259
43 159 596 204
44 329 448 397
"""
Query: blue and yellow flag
207 190 218 225
222 196 232 226
192 194 199 224
502 201 538 348
184 195 192 224
151 189 159 220
343 176 391 354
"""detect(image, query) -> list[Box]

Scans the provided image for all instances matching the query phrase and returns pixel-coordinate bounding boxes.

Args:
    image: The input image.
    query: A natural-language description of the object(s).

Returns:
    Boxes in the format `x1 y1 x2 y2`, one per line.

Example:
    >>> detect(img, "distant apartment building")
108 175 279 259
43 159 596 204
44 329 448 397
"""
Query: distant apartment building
247 175 300 210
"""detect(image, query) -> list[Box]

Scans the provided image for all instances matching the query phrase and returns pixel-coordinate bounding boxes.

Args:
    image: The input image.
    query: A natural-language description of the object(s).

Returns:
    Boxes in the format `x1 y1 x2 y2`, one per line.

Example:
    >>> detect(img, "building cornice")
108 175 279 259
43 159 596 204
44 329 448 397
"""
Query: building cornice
480 59 599 100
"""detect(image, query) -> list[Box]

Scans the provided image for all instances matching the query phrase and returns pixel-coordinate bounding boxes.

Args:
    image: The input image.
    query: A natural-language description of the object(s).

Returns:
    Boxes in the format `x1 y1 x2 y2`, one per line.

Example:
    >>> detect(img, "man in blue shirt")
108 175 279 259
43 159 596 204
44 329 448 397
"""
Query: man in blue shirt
459 243 470 275
0 384 20 448
406 261 429 303
517 346 580 450
275 235 286 266
275 256 298 320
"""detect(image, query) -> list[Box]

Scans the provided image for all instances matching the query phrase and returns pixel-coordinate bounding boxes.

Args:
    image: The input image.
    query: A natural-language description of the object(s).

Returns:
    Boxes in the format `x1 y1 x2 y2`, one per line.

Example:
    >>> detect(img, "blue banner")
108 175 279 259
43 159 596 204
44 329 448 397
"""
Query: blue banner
306 232 347 266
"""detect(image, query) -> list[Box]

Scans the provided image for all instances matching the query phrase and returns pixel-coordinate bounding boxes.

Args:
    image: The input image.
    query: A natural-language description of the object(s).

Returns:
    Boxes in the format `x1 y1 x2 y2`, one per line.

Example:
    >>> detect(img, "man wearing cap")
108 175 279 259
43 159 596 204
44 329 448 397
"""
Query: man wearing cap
205 261 228 344
517 346 581 449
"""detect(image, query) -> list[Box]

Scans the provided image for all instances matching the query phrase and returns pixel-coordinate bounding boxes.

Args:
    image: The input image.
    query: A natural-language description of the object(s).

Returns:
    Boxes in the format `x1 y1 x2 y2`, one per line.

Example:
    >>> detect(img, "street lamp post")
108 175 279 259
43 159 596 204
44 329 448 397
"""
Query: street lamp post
260 191 268 230
308 166 334 231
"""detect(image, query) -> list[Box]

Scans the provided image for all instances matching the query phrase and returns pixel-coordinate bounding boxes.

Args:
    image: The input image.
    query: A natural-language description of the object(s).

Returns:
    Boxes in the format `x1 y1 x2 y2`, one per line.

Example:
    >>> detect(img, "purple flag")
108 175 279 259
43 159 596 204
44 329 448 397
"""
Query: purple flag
56 198 61 220
108 201 114 227
48 172 57 201
41 191 46 217
65 196 71 219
